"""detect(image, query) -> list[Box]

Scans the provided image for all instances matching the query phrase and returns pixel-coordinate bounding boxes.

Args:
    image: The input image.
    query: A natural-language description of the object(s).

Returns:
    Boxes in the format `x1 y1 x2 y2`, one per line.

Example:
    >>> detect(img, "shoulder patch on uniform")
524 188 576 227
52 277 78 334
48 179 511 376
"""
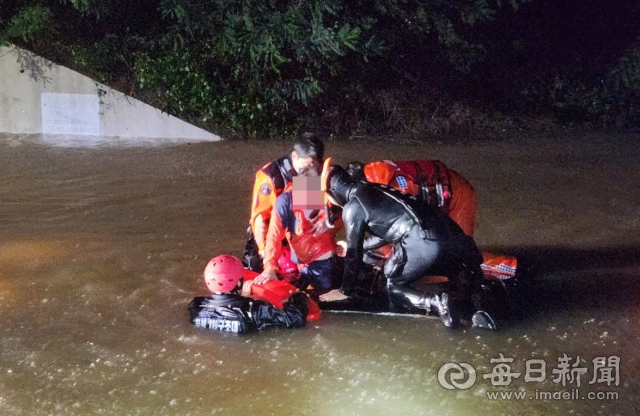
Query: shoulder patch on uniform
396 175 408 191
260 183 272 196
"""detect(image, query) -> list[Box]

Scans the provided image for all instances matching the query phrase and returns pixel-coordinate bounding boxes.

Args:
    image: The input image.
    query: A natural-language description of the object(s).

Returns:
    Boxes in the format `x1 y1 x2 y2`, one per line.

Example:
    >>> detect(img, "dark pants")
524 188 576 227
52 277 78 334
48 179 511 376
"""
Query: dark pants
298 255 344 293
242 227 263 272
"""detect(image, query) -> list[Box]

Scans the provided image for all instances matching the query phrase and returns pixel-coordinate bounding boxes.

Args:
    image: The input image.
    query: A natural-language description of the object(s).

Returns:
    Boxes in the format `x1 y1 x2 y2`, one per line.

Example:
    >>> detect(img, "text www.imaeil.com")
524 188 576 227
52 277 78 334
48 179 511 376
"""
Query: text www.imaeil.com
486 389 619 401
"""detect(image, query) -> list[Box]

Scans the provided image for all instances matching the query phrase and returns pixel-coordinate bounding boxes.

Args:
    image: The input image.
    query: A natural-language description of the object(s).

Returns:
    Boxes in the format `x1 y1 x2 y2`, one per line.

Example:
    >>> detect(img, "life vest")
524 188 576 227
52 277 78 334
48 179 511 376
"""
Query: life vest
365 160 452 215
244 269 321 321
287 209 337 265
480 252 518 280
250 154 296 253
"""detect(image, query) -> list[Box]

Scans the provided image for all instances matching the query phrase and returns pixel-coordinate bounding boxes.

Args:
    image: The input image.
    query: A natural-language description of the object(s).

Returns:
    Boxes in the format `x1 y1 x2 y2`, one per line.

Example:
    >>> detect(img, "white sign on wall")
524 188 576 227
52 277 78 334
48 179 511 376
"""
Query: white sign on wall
41 93 100 135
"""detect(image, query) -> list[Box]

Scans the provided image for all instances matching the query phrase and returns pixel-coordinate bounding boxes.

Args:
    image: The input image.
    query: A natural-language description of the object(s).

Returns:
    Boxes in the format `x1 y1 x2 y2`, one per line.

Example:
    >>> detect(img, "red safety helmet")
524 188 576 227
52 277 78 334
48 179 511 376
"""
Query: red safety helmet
203 254 244 293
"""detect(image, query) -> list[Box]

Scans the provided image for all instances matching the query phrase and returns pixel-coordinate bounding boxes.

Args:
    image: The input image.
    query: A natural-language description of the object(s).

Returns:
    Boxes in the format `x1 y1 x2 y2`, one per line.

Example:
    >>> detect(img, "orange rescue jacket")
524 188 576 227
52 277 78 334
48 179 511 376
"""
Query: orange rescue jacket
263 188 341 271
364 160 452 214
250 154 296 254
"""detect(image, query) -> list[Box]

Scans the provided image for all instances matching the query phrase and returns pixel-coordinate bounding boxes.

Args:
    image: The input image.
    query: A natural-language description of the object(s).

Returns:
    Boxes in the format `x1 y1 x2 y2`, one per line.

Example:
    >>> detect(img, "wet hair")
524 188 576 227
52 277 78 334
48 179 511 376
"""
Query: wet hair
347 161 365 181
293 133 324 162
298 163 321 177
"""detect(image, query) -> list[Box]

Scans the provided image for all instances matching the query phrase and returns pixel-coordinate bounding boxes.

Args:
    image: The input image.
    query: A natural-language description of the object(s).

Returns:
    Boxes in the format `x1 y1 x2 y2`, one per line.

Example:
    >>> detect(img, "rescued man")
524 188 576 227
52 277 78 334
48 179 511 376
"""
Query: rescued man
253 163 344 294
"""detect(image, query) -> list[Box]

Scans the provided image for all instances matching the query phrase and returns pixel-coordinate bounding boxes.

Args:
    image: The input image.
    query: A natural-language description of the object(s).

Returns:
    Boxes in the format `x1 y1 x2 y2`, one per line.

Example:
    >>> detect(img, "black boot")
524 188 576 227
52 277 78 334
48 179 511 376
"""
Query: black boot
428 293 461 329
471 310 497 330
387 284 461 328
387 284 429 314
468 281 508 330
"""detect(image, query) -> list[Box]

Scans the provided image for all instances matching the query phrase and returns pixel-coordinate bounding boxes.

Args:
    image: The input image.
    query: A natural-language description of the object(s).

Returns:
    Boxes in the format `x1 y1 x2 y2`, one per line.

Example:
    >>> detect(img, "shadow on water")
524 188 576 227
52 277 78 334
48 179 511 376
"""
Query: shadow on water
489 245 640 318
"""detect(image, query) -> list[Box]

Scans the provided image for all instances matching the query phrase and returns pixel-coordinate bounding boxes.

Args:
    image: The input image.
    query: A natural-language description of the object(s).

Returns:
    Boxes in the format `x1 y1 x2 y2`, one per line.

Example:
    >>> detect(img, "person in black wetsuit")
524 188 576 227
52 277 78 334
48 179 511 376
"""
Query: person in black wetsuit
318 162 495 329
188 254 309 333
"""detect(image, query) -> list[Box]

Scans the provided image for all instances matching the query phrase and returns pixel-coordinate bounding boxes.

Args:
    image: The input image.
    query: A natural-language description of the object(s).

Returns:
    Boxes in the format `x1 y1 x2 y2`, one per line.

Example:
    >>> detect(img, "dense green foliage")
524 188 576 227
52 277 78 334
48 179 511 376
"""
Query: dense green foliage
1 1 639 138
550 47 640 126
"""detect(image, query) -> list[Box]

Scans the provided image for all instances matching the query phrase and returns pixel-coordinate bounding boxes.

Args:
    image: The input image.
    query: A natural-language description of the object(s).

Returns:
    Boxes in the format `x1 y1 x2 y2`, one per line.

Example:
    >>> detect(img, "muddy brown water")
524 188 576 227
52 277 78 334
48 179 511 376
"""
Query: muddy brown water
0 132 638 415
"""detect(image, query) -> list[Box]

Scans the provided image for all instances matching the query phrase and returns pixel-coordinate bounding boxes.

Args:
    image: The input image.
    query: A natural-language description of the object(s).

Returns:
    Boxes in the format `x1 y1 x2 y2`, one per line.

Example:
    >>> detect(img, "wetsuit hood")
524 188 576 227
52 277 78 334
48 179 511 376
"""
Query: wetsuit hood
326 164 357 207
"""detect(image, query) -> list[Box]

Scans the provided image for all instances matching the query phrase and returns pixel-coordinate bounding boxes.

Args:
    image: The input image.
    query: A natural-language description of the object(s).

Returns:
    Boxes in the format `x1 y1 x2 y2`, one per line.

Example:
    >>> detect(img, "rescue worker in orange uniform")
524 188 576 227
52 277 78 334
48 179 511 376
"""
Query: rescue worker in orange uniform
243 133 328 272
348 160 476 236
253 165 344 294
347 160 517 279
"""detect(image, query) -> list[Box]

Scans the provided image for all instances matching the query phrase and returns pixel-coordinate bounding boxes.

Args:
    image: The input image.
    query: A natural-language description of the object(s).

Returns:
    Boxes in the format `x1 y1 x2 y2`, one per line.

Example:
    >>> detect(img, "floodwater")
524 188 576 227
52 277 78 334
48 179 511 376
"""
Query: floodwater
0 131 638 416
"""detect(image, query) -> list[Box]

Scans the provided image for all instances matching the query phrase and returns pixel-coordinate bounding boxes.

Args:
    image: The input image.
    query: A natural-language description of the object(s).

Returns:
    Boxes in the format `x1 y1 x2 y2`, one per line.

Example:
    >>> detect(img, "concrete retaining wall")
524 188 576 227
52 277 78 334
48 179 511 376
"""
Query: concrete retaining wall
0 45 221 142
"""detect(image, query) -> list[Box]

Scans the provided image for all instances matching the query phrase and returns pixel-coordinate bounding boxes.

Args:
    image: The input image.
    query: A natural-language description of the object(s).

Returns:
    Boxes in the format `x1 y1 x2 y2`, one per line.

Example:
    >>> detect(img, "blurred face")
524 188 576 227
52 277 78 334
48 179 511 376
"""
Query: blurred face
291 151 320 175
292 177 324 210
